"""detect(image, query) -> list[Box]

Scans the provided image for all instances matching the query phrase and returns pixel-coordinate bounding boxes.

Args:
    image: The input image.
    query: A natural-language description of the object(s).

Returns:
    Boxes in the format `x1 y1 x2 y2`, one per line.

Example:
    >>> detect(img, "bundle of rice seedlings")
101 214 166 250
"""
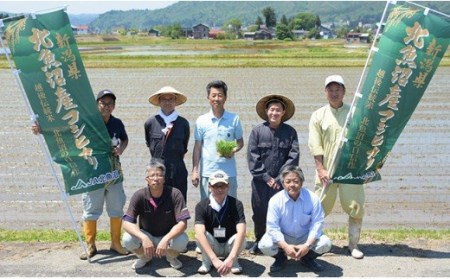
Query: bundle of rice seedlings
216 140 237 157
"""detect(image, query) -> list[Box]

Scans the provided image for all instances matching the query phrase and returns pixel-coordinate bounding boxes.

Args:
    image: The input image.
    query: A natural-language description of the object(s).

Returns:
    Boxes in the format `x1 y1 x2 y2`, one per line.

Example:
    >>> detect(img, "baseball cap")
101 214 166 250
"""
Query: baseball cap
208 170 229 185
96 89 116 101
325 75 345 88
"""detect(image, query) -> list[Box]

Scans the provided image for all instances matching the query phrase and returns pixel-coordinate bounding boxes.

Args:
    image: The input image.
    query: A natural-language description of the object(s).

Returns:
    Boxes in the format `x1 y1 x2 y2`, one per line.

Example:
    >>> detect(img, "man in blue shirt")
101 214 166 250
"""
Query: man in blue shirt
258 165 332 273
191 80 244 200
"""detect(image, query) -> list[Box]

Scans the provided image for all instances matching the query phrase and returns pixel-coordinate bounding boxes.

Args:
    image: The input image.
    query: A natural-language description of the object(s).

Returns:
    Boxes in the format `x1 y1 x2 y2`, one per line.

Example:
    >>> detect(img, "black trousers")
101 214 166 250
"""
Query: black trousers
251 180 282 241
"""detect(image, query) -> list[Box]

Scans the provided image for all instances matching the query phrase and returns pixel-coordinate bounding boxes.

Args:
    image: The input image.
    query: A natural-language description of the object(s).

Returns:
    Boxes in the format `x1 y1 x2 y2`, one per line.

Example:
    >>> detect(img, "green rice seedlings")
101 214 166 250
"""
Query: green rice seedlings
216 140 237 157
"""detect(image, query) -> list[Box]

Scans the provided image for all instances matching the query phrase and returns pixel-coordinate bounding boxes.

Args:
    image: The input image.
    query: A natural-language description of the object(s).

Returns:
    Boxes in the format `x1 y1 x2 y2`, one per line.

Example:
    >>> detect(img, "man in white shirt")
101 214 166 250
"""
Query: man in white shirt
258 165 332 273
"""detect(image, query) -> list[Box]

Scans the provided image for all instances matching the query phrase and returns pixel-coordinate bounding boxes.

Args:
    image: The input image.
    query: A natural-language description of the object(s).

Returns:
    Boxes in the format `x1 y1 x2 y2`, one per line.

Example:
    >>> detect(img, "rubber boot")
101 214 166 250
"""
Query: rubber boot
348 217 364 259
80 220 97 260
109 217 130 255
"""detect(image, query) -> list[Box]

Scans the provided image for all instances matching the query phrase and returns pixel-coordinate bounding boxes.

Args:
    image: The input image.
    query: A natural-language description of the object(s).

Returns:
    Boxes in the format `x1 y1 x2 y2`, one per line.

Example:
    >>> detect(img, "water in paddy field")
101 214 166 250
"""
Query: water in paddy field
1 67 449 231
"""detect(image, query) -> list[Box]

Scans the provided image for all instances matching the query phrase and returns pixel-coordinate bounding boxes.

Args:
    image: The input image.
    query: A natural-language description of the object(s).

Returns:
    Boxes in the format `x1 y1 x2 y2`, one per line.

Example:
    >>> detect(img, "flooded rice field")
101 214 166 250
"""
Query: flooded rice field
0 67 449 232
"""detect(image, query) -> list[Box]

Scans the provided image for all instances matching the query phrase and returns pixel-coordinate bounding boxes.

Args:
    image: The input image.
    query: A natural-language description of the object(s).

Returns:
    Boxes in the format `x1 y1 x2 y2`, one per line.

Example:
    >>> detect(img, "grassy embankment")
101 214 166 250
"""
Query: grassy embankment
4 35 449 68
1 228 449 243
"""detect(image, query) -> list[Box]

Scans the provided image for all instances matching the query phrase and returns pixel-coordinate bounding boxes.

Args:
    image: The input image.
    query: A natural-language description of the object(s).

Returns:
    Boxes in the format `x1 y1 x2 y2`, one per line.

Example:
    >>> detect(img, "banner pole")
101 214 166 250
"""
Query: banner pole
0 21 91 262
320 0 393 199
406 0 450 18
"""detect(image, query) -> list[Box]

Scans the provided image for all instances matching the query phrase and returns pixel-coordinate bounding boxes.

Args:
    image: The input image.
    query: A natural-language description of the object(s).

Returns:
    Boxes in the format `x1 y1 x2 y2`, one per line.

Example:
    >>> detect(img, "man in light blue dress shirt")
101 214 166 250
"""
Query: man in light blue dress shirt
191 80 244 200
258 165 332 273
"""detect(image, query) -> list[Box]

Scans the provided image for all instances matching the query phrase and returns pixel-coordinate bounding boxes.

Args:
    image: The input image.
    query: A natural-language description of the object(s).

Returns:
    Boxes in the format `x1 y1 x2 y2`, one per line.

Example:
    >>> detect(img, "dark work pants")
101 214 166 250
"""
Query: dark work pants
251 180 282 241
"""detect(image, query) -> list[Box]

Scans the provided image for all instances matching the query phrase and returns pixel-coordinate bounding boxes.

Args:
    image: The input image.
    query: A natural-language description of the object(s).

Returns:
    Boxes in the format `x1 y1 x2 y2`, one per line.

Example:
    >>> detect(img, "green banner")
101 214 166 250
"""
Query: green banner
2 9 123 195
332 3 450 184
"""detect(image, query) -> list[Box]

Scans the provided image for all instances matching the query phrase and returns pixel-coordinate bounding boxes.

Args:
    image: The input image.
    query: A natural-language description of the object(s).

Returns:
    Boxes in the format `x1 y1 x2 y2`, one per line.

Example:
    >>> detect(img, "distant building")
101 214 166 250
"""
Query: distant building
72 25 89 35
193 23 209 39
243 32 255 40
254 30 272 40
346 32 360 43
346 32 370 43
293 29 309 39
182 27 193 38
209 28 225 39
359 33 370 43
319 25 335 39
148 28 160 37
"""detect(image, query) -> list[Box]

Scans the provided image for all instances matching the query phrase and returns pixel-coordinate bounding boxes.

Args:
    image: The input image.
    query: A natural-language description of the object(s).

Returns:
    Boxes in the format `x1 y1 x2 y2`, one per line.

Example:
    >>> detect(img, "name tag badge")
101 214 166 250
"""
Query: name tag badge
214 227 226 238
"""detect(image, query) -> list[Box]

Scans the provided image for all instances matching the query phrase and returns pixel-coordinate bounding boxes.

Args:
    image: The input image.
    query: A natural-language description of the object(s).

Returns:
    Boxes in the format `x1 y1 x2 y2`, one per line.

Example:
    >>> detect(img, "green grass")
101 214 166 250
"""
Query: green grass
1 228 449 243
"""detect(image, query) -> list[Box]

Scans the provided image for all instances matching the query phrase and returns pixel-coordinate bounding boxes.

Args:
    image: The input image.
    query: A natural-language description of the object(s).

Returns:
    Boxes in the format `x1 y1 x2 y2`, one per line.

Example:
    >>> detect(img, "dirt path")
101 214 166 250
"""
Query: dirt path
1 239 449 277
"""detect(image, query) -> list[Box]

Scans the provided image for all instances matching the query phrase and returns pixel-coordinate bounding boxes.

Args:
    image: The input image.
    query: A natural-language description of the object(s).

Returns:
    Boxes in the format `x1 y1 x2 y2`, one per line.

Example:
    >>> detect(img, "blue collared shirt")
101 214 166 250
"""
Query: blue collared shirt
194 109 243 177
267 187 324 243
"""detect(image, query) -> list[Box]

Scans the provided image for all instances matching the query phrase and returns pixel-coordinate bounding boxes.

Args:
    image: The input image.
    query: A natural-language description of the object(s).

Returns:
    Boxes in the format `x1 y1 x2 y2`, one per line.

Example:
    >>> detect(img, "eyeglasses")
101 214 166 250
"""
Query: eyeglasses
283 179 301 184
146 174 164 179
99 102 115 107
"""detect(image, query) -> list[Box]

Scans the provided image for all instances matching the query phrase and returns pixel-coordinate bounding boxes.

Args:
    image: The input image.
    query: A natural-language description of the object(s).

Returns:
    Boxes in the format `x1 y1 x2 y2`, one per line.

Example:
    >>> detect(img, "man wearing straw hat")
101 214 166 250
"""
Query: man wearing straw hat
247 94 299 255
308 75 365 259
145 86 190 201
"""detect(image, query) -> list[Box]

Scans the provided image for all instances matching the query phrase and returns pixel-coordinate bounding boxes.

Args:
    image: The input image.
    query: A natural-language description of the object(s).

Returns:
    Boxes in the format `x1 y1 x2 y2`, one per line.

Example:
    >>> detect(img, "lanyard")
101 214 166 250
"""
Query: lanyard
214 201 228 228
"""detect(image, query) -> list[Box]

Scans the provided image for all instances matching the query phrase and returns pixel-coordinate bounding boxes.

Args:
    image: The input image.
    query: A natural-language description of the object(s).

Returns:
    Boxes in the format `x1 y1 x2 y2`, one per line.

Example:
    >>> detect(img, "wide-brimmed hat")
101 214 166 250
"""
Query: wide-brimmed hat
148 86 187 106
256 94 295 122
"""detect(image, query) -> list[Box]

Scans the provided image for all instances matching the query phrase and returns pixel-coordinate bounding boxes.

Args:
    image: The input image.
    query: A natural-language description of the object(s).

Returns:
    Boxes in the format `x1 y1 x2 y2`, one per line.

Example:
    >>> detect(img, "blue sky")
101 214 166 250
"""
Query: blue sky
1 0 177 15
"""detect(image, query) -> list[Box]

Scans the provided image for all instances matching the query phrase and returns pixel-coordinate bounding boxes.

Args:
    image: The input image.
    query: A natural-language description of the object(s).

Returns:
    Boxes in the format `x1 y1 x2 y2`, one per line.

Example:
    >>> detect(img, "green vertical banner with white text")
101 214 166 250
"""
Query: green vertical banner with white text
2 9 123 195
332 3 450 184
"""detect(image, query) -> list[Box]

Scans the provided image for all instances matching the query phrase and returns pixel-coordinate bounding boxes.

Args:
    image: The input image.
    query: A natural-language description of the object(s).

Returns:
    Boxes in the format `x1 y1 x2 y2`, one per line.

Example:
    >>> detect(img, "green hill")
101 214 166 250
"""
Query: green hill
88 1 450 32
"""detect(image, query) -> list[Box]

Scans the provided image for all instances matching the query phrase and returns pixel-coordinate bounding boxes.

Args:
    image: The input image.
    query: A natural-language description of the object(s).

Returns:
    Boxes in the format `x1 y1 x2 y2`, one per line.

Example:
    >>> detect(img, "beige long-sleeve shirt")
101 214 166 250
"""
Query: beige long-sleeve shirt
308 103 350 171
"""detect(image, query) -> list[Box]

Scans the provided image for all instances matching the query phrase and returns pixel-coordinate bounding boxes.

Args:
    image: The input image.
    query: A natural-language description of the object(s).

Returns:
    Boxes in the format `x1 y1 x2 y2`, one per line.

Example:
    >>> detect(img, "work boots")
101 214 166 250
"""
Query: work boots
79 220 97 260
348 217 364 259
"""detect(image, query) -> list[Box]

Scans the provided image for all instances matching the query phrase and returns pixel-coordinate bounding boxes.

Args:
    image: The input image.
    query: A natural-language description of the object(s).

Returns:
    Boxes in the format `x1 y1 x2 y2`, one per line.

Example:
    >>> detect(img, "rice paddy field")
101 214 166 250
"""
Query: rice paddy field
1 66 449 233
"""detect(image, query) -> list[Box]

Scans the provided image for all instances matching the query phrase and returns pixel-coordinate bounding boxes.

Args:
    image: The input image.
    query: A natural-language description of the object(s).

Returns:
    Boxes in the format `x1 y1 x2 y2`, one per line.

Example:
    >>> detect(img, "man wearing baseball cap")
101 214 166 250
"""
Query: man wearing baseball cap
78 89 130 260
194 170 247 275
32 88 130 260
31 89 129 260
308 75 365 259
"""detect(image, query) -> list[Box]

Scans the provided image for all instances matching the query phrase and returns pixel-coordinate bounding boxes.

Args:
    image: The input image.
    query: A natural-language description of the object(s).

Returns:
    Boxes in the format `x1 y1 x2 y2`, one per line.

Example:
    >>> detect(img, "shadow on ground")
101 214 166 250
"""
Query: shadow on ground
331 243 450 259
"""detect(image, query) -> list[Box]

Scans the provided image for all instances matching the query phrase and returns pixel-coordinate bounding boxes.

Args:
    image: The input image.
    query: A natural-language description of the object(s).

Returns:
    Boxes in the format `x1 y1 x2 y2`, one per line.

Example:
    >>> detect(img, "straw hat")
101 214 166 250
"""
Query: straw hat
256 94 295 122
148 86 187 106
